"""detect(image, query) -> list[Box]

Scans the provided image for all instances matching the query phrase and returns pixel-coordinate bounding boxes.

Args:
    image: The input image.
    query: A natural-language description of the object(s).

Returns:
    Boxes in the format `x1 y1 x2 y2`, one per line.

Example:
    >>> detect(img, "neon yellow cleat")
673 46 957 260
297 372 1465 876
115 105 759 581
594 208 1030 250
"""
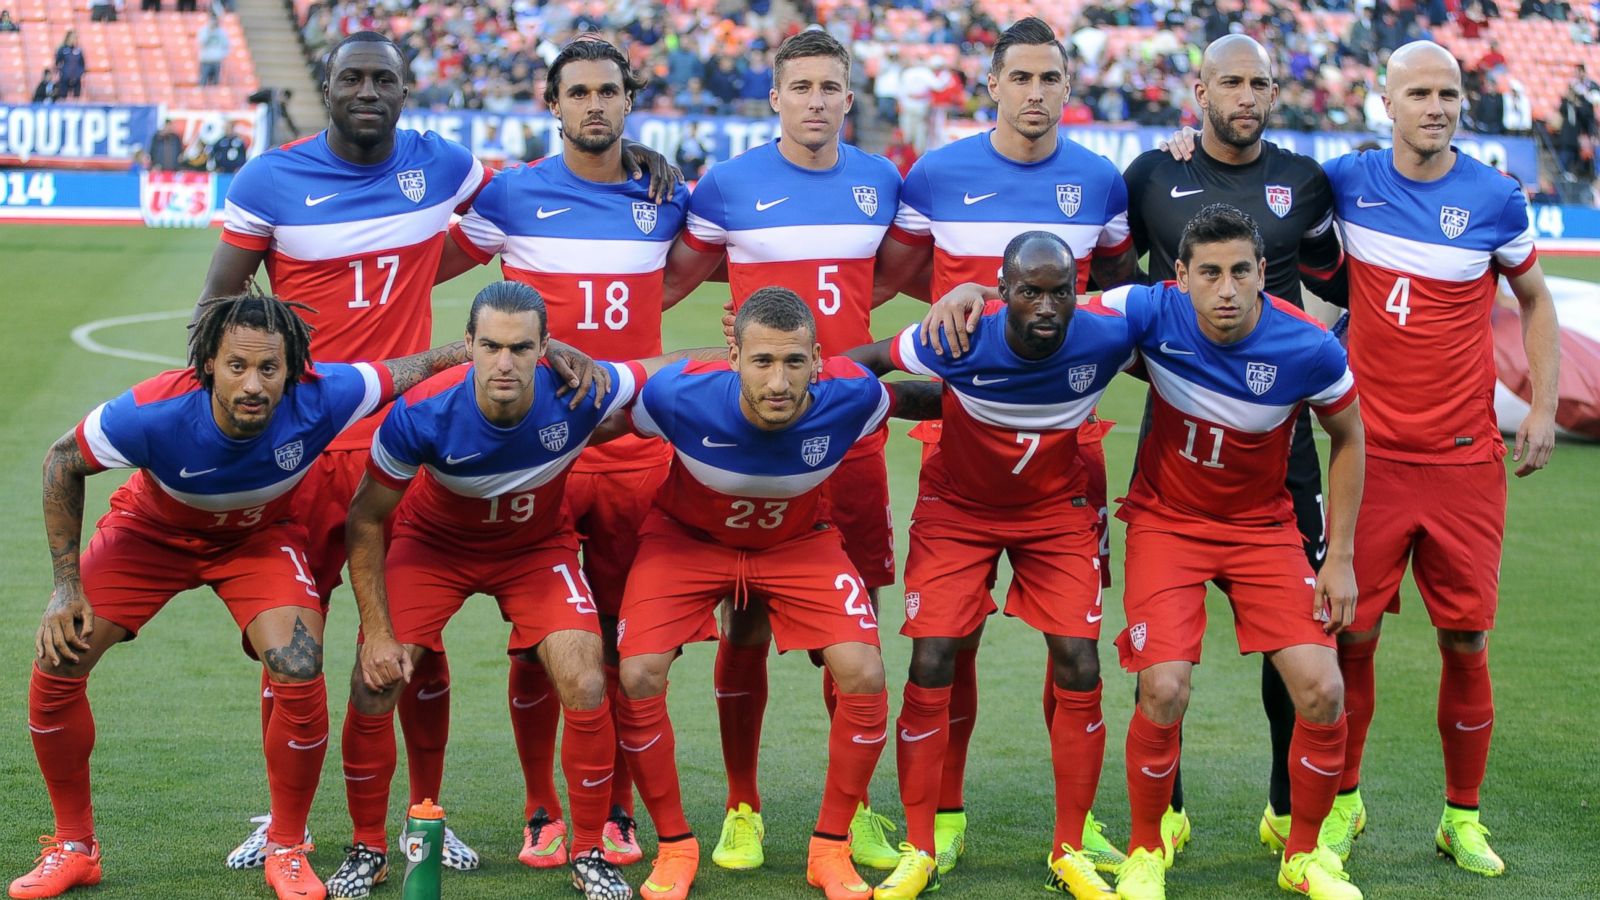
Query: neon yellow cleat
1317 792 1366 862
1046 844 1115 897
932 811 965 875
1278 846 1362 899
1159 806 1191 868
1259 804 1290 854
848 803 900 870
1435 807 1504 877
1081 811 1126 874
1114 848 1166 900
710 803 764 871
874 842 938 899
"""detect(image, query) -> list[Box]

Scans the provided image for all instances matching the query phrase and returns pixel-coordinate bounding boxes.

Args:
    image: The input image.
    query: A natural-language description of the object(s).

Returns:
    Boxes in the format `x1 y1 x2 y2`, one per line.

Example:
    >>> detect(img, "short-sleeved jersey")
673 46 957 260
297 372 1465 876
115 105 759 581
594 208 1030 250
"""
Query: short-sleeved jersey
1106 283 1356 541
76 363 390 537
889 131 1132 300
1325 148 1536 464
889 304 1143 525
682 140 902 353
450 157 689 472
632 357 891 550
1123 141 1343 307
367 361 641 553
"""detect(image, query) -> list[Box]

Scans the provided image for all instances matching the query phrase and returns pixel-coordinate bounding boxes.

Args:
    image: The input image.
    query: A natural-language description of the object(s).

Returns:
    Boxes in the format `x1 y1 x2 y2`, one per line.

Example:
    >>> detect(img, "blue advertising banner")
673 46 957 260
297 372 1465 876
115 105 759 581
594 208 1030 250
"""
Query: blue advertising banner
0 170 235 225
0 104 156 165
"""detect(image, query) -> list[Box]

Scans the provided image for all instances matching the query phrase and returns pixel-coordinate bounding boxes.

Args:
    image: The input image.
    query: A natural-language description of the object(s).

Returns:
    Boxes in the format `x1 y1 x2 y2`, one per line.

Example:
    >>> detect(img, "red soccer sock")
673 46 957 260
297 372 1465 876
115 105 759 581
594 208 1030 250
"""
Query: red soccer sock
508 655 563 820
1438 645 1494 807
896 682 952 852
817 690 889 836
822 667 839 718
259 668 274 752
562 700 618 854
1125 707 1182 854
1050 682 1106 851
1285 714 1348 858
616 691 691 839
264 675 328 846
399 651 450 806
29 668 96 844
604 665 634 817
341 704 395 850
937 647 978 811
713 639 769 811
1337 638 1379 792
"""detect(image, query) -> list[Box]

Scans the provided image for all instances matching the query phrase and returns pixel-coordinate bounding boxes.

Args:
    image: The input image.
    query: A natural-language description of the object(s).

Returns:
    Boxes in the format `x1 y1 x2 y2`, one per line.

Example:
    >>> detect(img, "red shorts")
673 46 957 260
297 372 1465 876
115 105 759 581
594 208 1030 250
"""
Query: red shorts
824 447 896 589
1352 457 1505 633
384 530 599 654
567 462 670 617
617 512 881 657
1115 524 1331 672
901 500 1103 640
288 448 369 601
81 516 322 639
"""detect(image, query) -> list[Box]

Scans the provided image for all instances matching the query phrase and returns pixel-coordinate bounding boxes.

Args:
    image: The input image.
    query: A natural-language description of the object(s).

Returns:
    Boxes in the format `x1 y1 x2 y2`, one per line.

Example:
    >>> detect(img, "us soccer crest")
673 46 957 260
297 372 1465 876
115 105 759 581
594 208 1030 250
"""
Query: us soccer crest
852 185 879 216
1246 362 1278 396
539 422 569 452
800 435 830 467
904 592 921 620
632 201 657 235
1056 183 1082 217
1265 184 1293 218
1068 363 1098 393
1129 622 1147 652
397 169 426 204
1440 205 1470 240
274 440 304 472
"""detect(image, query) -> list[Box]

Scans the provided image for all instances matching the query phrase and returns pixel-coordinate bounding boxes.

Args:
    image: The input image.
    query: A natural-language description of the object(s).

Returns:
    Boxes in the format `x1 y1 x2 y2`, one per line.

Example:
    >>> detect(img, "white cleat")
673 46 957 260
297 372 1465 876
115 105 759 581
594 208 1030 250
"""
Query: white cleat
441 827 480 871
226 815 313 870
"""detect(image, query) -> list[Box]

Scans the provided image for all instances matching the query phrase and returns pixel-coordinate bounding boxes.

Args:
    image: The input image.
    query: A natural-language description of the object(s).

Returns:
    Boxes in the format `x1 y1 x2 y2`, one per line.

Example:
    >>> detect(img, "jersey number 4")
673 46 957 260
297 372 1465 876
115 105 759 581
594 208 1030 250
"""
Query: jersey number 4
1384 276 1412 326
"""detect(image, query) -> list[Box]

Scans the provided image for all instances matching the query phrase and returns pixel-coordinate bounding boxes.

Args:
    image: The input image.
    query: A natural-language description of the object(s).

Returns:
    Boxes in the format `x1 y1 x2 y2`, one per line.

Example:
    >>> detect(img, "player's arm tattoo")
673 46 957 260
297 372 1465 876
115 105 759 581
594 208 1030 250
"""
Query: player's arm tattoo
263 616 323 680
41 429 93 589
1089 247 1140 292
382 340 470 397
888 380 944 421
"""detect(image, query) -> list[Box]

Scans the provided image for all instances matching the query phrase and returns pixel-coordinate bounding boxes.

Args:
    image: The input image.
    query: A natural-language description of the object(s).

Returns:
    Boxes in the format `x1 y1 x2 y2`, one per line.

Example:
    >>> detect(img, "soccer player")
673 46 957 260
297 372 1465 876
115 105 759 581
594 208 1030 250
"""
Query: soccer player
332 282 639 900
437 36 690 870
12 291 466 900
1323 41 1557 875
610 289 941 900
660 29 906 871
874 16 1138 875
848 232 1138 900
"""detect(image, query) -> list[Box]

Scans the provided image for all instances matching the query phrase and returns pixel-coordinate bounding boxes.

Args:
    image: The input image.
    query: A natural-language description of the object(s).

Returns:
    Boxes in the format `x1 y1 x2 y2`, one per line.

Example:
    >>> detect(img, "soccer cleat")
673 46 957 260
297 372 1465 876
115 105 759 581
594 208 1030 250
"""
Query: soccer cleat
440 827 479 871
1081 811 1126 874
1158 805 1191 869
8 837 102 899
640 837 699 900
603 814 644 866
521 809 570 869
325 843 387 900
1435 807 1504 877
1278 846 1362 899
227 814 313 870
873 843 938 900
571 847 632 900
1259 804 1291 854
1113 848 1166 900
264 843 326 900
1317 792 1366 862
932 810 966 875
710 803 764 870
805 836 873 899
848 803 901 870
1046 844 1116 897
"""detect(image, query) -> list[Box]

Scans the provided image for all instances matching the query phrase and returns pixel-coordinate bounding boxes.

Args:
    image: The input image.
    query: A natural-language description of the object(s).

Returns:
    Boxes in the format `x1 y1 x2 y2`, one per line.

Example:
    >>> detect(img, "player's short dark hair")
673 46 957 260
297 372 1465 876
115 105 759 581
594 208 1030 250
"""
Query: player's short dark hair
544 34 647 107
991 17 1068 74
1178 203 1267 264
1001 230 1076 283
733 287 817 345
323 31 406 81
773 29 851 85
189 285 316 392
467 281 548 338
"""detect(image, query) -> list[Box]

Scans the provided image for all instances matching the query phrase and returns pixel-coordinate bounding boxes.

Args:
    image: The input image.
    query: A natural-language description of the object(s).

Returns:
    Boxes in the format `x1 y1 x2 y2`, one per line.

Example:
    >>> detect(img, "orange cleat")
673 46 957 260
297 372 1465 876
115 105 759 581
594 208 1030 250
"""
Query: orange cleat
519 811 569 868
264 843 325 900
8 837 101 899
640 837 700 900
805 836 873 900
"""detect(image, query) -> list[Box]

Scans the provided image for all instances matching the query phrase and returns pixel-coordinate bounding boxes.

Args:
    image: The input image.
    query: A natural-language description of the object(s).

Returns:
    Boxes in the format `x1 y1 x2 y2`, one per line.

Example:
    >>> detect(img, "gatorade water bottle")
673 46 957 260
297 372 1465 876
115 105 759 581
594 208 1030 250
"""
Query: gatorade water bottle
400 799 445 899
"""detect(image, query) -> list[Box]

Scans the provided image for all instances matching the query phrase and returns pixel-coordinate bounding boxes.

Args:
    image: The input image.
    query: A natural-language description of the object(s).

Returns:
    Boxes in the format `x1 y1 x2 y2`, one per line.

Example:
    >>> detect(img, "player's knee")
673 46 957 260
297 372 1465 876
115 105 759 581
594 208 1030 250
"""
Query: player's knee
1138 671 1189 724
829 651 886 695
35 656 93 680
907 640 957 688
1293 670 1345 724
557 666 607 711
619 659 666 699
1437 628 1487 654
262 639 324 682
1049 638 1100 691
346 662 399 714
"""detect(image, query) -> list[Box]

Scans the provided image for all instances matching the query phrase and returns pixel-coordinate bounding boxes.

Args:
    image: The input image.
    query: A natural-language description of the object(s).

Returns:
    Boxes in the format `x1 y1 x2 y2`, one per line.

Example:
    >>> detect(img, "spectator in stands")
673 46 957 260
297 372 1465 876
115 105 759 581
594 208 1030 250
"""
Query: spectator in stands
520 123 547 163
90 1 117 24
149 119 185 172
209 121 248 173
741 49 774 116
676 129 709 180
883 127 918 176
177 0 196 11
0 10 18 32
1556 82 1597 175
142 0 160 10
1473 78 1507 133
1477 39 1508 75
54 30 85 98
198 12 231 87
678 76 717 115
1503 78 1533 132
705 54 745 114
31 67 55 104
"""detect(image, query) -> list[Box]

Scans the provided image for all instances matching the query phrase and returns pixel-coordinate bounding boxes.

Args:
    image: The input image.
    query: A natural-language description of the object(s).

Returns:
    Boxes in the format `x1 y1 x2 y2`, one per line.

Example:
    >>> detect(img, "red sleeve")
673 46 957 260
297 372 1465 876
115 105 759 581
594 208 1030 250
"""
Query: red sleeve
888 224 933 246
1092 235 1133 257
1497 245 1539 278
72 421 107 473
220 228 270 252
454 164 495 215
448 222 495 265
680 229 723 254
364 455 411 491
369 358 396 401
1313 383 1358 416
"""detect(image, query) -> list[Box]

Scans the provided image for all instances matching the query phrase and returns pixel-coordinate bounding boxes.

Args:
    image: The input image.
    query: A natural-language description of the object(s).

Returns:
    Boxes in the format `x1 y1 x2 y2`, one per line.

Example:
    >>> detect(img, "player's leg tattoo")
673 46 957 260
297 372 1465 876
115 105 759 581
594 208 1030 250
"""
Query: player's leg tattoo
263 616 323 681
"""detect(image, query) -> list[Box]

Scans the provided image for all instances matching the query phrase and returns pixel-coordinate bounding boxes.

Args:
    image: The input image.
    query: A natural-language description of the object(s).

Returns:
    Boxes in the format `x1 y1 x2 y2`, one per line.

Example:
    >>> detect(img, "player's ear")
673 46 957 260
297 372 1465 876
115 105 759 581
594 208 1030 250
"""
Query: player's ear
769 87 779 115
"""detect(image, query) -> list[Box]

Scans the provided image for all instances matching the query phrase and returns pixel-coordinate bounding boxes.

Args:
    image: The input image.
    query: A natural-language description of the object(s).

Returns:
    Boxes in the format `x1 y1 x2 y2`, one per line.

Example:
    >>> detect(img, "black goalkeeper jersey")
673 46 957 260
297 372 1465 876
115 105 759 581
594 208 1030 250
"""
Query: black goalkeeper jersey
1123 140 1345 307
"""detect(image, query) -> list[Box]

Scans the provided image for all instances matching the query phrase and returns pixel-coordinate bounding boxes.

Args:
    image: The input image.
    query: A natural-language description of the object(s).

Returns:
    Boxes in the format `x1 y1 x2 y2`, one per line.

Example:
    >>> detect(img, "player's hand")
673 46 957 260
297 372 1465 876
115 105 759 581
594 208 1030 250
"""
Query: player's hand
36 582 94 667
359 633 414 692
1158 126 1200 162
1513 406 1556 477
1312 560 1358 635
621 138 683 205
547 340 612 409
721 297 736 347
919 282 997 357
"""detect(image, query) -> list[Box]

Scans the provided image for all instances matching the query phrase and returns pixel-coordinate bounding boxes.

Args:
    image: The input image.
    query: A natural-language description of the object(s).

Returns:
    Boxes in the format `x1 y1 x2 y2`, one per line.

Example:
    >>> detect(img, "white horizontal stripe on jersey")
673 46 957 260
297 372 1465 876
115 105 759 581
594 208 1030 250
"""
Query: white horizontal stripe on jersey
1145 357 1298 434
369 431 418 483
930 220 1108 259
1307 367 1356 407
1098 211 1132 248
81 404 134 469
425 446 586 499
1340 221 1491 283
500 235 671 276
948 386 1102 431
892 202 932 235
223 200 273 238
894 328 938 378
344 363 386 433
1098 284 1136 314
673 449 842 499
456 210 508 257
861 384 892 439
686 211 727 245
1495 219 1537 271
265 198 458 261
722 223 888 265
152 467 313 512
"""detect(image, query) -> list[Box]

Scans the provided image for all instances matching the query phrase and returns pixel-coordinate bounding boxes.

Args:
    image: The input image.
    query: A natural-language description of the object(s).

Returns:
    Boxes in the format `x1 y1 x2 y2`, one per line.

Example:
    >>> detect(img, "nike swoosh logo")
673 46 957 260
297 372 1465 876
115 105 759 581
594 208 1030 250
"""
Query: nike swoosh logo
701 437 737 448
512 693 549 709
444 453 480 465
1299 756 1341 777
536 206 572 219
1158 341 1195 356
582 773 615 787
179 466 218 478
1086 720 1104 733
1170 187 1204 198
1455 720 1493 732
971 375 1008 386
852 732 887 745
713 690 750 699
27 723 64 734
948 717 970 725
1355 197 1387 208
288 735 329 751
962 191 997 205
262 688 273 699
1086 612 1103 623
305 192 338 206
620 734 663 753
416 686 450 701
900 728 940 742
344 773 377 782
755 197 789 211
1140 761 1178 779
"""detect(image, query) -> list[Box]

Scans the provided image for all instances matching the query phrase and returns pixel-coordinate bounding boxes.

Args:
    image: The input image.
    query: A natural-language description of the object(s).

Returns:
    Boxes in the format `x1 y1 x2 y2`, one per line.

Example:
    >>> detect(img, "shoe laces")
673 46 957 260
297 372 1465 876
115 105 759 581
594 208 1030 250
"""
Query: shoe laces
32 836 82 874
608 815 638 844
1122 848 1164 881
885 842 927 883
528 812 559 844
724 811 761 851
1450 816 1494 851
271 844 313 881
858 809 897 840
342 842 383 864
1308 847 1352 881
1053 844 1093 872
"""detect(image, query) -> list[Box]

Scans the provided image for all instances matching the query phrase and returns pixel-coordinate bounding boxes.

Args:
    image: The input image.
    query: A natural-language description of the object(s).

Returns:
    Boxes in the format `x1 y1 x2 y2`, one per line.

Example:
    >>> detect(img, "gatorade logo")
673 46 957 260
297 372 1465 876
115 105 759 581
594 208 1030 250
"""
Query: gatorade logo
403 832 431 864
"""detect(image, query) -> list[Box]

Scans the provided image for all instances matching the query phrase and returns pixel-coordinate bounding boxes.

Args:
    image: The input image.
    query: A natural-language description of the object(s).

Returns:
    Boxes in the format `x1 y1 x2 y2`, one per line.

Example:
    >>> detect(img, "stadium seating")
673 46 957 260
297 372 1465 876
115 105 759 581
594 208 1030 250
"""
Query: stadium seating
1432 17 1600 120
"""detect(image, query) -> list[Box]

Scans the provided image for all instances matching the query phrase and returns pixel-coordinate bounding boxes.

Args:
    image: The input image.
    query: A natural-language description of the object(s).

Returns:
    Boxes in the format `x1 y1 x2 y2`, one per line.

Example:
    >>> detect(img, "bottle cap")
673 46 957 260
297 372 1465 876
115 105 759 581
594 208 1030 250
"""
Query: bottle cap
407 798 446 820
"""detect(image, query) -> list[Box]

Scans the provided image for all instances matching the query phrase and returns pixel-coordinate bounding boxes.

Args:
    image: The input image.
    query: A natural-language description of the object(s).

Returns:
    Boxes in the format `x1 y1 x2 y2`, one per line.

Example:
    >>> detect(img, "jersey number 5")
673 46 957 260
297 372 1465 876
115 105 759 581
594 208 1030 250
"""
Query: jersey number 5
348 255 400 309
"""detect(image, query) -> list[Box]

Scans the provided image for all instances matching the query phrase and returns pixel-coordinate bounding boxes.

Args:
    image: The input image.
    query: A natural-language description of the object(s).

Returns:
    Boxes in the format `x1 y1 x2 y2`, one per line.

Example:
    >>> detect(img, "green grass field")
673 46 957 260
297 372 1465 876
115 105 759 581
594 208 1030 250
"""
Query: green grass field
0 225 1596 899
